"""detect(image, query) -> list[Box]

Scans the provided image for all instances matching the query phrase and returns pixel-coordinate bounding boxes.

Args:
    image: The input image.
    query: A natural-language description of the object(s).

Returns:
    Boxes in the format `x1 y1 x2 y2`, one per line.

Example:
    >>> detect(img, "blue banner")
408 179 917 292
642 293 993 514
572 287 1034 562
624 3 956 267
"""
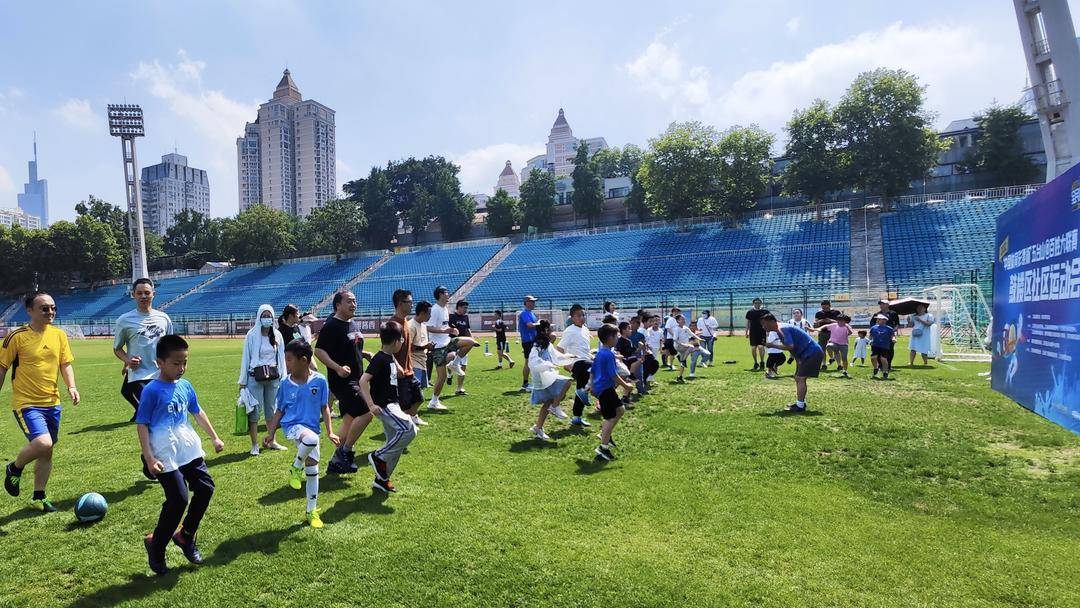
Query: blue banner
992 164 1080 435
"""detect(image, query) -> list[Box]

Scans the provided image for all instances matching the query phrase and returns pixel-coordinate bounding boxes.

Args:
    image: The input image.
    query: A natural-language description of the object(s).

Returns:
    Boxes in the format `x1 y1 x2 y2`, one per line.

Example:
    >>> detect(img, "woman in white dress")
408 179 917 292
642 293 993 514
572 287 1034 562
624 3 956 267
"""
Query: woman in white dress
908 303 935 366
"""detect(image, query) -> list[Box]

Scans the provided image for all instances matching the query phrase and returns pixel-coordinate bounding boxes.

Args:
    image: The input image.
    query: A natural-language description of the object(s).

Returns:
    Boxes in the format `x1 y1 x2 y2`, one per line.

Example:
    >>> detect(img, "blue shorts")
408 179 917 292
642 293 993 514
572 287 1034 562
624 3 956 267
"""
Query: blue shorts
413 367 430 389
14 406 62 443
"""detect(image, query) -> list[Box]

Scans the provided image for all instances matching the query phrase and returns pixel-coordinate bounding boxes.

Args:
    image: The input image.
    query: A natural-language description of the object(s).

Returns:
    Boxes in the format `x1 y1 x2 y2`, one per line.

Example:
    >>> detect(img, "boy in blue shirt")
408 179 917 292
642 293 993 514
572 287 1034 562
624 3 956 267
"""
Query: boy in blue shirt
870 314 897 380
591 324 633 461
136 335 224 576
761 313 824 413
265 339 340 528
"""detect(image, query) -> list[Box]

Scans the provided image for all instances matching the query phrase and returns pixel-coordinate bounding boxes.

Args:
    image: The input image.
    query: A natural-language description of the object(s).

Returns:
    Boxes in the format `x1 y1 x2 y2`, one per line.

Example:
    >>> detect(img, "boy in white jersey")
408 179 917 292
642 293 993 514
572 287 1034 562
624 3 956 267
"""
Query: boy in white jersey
558 304 593 427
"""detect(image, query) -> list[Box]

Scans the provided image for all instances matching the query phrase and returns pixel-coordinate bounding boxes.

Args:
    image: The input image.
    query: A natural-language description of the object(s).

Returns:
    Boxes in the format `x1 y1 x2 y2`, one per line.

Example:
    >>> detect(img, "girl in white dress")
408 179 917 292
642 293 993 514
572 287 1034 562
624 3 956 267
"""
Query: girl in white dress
908 303 936 366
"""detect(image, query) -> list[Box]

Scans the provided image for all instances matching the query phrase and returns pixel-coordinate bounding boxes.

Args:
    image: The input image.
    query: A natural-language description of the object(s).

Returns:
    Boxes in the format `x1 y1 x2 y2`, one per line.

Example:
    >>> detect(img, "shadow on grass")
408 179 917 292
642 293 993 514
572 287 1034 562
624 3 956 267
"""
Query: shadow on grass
757 409 824 418
574 457 614 475
502 390 528 397
508 438 559 452
62 566 187 608
0 507 44 536
203 523 307 568
204 451 254 468
549 427 589 440
321 491 393 524
70 420 131 435
258 485 301 506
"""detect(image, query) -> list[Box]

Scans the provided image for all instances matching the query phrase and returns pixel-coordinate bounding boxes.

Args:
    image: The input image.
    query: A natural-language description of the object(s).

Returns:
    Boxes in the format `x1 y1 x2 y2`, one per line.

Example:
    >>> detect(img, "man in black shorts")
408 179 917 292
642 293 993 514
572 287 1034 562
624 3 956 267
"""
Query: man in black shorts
518 295 539 391
389 289 426 428
873 299 901 373
814 299 842 370
662 306 681 370
315 290 371 474
744 298 770 371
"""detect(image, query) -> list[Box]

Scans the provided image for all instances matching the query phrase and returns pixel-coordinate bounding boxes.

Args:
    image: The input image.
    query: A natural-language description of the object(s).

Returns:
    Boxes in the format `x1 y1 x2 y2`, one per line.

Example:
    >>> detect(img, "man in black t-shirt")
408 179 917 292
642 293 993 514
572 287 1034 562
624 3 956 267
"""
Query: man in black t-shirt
447 301 472 396
314 290 371 474
873 299 902 372
358 321 416 493
814 299 843 370
744 298 771 371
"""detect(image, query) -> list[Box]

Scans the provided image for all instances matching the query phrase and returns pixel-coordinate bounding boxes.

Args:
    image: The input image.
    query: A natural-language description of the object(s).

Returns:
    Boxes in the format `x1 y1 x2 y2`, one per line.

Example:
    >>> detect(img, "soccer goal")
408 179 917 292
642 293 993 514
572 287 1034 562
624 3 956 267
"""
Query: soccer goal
58 324 87 340
919 284 992 362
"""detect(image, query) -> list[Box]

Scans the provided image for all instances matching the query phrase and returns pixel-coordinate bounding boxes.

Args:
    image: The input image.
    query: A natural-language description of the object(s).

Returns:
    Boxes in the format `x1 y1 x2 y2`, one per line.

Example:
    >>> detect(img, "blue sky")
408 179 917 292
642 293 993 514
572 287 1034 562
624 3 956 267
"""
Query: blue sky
0 1 1070 222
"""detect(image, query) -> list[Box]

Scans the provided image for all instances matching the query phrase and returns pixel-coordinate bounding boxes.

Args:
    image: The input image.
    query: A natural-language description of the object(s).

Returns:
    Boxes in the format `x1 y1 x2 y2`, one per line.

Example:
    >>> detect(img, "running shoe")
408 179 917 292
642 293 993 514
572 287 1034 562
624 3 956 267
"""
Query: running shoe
30 497 57 513
530 426 551 441
570 416 591 427
594 446 616 461
145 535 168 576
548 405 569 420
172 529 203 564
372 477 396 493
289 464 304 490
4 462 21 497
307 508 324 529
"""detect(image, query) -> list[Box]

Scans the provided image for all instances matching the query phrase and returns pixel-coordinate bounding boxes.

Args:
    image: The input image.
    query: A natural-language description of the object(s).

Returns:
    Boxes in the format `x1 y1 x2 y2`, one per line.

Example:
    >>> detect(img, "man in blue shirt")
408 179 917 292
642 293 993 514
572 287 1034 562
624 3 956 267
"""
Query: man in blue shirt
761 313 824 413
518 295 539 392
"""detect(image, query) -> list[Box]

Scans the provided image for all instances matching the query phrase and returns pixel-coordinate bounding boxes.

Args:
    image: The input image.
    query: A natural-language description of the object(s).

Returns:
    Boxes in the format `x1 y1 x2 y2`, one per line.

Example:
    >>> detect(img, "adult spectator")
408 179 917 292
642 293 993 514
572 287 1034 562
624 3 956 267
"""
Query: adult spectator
316 290 371 475
873 300 901 373
696 310 718 367
448 300 472 396
663 306 681 370
238 304 286 455
277 304 303 345
113 278 173 426
603 300 619 323
390 289 426 427
426 287 476 410
298 313 317 343
2 291 80 512
518 295 539 392
908 303 935 366
814 300 842 370
745 298 771 371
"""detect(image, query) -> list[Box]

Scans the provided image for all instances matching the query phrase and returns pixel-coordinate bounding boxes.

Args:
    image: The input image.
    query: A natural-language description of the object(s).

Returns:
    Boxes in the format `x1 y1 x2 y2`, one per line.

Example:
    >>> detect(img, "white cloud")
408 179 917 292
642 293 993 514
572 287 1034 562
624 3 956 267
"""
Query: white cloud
451 142 545 196
131 50 259 215
0 164 15 201
335 158 355 185
786 17 802 34
625 22 1026 141
54 98 99 130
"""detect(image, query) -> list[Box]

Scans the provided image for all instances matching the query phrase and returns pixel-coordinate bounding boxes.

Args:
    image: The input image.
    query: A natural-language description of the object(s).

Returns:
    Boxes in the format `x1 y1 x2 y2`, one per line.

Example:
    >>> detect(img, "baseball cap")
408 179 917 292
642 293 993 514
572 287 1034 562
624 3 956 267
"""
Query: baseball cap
524 295 538 302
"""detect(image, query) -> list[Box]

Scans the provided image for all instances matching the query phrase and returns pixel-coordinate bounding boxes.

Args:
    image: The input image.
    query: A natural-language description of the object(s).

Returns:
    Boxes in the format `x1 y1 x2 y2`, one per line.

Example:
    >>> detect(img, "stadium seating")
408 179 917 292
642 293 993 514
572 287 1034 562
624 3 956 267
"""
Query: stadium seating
467 211 850 307
881 196 1019 291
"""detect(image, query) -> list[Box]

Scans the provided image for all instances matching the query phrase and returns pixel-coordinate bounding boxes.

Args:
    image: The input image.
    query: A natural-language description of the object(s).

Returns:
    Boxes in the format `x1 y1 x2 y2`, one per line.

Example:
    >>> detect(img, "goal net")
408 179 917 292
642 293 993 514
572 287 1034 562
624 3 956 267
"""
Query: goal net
59 324 87 340
919 284 992 362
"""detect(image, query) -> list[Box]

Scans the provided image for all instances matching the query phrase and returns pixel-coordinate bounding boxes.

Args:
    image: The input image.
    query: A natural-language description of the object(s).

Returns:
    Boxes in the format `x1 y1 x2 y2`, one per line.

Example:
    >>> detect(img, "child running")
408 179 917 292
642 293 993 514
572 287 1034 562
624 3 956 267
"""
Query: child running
358 321 417 493
870 314 896 380
136 335 224 576
492 310 515 369
527 321 575 440
265 340 340 528
764 328 786 379
819 314 854 378
558 304 593 427
592 323 633 461
853 330 870 366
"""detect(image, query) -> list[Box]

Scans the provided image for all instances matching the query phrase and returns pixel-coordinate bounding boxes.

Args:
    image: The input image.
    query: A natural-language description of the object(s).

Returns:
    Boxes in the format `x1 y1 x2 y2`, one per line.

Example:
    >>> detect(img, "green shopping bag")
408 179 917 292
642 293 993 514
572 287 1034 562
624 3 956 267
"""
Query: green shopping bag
235 397 248 435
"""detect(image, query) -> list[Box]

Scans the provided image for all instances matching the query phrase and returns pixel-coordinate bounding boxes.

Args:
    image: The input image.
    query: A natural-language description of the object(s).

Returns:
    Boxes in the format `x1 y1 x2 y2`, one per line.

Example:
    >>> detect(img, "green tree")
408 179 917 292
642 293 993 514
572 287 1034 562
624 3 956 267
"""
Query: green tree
961 103 1040 186
520 168 557 232
592 144 645 179
638 121 724 219
436 193 475 241
46 221 82 286
626 176 649 222
386 157 430 243
302 198 368 257
221 204 296 264
360 168 399 248
782 99 846 217
835 69 943 209
571 142 605 228
484 189 522 236
426 160 473 241
164 209 211 255
75 214 123 286
716 125 774 216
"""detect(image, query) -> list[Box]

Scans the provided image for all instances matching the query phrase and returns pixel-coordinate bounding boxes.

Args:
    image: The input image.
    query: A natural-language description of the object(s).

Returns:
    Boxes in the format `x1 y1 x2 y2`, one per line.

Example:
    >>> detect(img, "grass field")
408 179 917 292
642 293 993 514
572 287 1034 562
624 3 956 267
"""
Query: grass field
0 336 1078 607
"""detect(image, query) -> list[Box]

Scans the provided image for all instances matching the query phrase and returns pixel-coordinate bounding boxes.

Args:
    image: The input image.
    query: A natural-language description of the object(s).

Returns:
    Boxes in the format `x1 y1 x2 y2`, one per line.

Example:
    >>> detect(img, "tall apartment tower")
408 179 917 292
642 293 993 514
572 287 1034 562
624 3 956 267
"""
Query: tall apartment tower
236 69 336 216
140 152 211 235
17 136 48 225
1014 0 1080 179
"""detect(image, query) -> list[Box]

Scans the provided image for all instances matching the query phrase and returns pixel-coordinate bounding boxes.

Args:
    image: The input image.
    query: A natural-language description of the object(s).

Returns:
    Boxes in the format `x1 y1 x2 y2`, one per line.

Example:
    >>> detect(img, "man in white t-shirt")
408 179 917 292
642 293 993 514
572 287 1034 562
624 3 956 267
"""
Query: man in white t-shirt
558 304 594 427
425 286 475 412
662 306 680 370
696 310 718 367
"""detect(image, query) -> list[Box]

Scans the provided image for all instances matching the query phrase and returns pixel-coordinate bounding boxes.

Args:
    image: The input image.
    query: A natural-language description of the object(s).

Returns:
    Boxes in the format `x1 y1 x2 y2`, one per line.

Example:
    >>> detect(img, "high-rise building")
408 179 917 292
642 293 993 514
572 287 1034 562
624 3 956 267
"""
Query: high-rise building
17 136 48 226
237 69 336 216
522 108 607 183
495 160 520 198
0 207 41 230
140 152 210 235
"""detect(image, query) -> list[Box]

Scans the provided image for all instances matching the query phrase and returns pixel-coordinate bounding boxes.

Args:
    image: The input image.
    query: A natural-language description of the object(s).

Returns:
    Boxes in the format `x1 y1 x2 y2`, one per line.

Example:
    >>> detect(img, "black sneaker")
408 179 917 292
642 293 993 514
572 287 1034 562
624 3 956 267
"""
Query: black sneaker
594 446 616 461
4 462 22 497
144 535 168 576
372 477 396 493
752 363 760 371
882 371 890 380
140 454 157 480
344 450 360 473
783 403 807 414
367 452 388 481
675 376 685 384
172 530 203 564
595 434 617 449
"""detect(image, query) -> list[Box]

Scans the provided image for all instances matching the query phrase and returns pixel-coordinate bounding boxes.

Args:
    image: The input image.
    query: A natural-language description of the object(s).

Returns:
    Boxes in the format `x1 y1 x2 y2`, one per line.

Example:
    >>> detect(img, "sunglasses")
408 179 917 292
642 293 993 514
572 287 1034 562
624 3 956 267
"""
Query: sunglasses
39 305 57 312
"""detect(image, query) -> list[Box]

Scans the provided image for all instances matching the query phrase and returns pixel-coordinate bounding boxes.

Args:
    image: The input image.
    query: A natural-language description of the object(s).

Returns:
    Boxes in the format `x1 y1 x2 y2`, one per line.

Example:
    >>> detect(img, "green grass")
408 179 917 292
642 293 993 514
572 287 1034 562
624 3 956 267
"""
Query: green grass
1 337 1078 607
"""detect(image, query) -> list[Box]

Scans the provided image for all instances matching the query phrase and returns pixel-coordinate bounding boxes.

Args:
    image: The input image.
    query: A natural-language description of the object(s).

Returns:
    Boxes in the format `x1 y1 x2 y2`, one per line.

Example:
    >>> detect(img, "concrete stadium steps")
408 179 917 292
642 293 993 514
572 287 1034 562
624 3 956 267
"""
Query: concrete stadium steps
849 206 886 297
311 251 393 313
160 271 229 311
450 239 519 302
0 300 21 324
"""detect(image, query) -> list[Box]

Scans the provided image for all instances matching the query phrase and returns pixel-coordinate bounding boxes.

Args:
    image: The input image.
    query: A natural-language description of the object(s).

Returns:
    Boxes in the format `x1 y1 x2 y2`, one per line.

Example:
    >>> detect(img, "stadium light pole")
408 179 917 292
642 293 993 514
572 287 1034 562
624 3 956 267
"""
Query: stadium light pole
107 104 149 282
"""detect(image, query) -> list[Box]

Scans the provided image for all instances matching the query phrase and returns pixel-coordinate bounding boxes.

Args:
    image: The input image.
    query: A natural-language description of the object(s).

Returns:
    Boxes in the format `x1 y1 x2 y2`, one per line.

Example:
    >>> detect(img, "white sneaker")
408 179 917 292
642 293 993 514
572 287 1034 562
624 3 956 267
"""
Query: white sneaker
249 445 260 456
496 363 503 369
530 426 551 441
412 415 429 426
267 441 287 451
428 399 449 412
548 405 569 420
688 372 696 378
448 359 466 377
699 362 709 368
647 375 654 382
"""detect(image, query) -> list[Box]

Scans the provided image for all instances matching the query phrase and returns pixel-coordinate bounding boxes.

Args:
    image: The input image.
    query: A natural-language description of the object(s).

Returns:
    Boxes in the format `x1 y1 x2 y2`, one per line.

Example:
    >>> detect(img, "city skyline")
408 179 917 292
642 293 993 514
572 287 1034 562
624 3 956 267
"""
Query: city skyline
1 1 1073 223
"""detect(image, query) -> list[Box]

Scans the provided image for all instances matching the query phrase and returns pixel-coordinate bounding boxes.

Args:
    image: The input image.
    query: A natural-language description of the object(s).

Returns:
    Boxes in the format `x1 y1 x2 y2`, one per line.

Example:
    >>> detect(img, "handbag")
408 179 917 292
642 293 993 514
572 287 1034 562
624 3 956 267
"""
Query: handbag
911 326 924 338
252 365 280 382
235 393 249 435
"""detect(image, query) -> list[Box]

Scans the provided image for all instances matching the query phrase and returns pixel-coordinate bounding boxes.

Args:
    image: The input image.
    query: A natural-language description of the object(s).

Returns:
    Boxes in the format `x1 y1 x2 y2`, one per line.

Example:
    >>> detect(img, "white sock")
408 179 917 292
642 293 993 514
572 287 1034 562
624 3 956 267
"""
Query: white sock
305 465 319 511
600 443 610 450
293 455 304 468
796 400 806 407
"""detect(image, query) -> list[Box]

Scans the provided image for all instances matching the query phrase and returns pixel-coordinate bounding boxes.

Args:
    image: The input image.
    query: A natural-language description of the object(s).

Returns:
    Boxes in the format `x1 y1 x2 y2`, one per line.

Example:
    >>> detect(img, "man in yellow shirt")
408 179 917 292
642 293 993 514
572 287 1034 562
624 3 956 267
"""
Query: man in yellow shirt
1 291 80 513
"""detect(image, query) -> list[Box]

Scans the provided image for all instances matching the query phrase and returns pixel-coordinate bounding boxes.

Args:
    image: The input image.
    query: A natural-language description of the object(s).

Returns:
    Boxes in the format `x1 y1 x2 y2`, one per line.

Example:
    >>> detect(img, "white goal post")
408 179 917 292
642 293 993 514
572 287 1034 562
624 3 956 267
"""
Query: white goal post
919 283 992 362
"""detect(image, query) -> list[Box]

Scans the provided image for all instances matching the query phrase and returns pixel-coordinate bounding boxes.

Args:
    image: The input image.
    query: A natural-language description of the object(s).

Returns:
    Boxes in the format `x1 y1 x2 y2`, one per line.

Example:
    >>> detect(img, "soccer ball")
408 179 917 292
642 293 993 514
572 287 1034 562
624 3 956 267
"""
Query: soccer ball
75 492 108 523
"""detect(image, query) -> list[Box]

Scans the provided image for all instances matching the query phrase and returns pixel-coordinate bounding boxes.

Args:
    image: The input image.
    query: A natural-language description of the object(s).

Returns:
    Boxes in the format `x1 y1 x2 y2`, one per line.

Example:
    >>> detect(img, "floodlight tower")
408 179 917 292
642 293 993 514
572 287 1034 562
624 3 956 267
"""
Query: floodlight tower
107 104 149 282
1014 0 1080 180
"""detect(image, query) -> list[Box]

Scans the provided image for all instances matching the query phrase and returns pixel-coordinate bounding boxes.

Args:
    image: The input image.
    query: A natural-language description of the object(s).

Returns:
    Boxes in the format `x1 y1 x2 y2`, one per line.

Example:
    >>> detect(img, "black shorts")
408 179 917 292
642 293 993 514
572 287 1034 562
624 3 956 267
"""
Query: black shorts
765 353 787 369
330 380 369 417
795 352 824 378
496 338 508 352
871 346 894 360
748 333 766 347
522 341 534 359
398 375 423 408
598 387 623 420
120 378 152 409
663 338 676 356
